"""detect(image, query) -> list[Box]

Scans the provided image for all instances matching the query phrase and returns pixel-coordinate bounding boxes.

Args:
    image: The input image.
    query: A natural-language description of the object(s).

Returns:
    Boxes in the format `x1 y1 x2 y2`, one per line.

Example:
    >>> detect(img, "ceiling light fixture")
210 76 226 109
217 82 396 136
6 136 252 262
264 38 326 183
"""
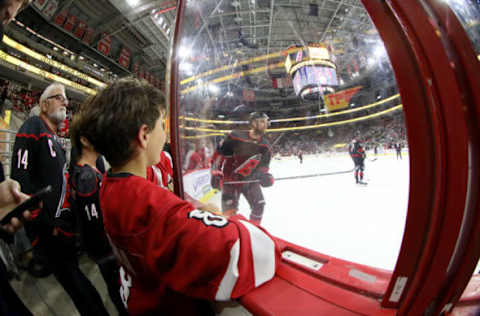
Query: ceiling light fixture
127 0 140 7
178 46 191 58
209 84 220 94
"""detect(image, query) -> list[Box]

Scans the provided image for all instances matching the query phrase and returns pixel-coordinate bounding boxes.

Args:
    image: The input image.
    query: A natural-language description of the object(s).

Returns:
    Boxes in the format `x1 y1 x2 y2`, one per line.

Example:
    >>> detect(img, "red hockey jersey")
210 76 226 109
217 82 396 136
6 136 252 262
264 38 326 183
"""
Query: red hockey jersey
146 151 173 189
100 172 279 315
213 130 272 182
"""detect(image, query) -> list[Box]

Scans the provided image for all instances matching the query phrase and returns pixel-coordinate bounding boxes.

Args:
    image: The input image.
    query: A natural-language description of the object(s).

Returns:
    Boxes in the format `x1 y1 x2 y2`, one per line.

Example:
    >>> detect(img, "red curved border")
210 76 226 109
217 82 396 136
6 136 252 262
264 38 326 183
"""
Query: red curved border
362 0 444 310
169 0 185 198
422 0 480 313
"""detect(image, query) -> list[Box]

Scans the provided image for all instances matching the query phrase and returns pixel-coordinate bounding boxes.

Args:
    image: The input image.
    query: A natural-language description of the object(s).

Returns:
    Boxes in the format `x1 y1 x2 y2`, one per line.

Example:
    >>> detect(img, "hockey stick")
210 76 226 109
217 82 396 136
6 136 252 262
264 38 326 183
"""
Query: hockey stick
270 132 286 147
223 169 354 185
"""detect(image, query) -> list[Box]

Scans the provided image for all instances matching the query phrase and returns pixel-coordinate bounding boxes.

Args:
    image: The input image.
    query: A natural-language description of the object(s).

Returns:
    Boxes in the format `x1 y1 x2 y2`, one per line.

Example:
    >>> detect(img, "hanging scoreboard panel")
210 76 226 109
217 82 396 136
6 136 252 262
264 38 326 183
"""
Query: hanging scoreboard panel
285 44 338 100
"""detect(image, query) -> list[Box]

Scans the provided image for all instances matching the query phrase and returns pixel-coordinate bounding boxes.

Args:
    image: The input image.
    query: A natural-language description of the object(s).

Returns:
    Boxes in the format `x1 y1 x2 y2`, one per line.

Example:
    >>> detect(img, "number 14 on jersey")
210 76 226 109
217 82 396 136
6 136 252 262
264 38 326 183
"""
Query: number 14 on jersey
85 203 99 220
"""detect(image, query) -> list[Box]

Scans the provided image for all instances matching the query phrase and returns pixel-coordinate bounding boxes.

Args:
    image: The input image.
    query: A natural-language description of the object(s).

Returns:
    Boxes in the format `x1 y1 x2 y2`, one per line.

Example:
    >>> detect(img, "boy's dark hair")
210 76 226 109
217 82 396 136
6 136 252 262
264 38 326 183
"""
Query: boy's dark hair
73 77 166 168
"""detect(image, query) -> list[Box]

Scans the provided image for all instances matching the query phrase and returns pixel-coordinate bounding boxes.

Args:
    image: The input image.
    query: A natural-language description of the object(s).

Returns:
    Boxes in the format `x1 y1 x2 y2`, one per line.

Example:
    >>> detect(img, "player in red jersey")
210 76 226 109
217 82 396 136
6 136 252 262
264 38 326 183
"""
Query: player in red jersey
185 142 209 172
211 112 275 225
75 78 279 316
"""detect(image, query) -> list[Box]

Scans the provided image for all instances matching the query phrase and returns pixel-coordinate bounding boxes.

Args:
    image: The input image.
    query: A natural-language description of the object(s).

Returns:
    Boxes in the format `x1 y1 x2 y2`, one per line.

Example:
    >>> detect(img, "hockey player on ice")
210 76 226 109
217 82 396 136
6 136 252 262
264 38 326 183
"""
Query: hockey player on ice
298 151 303 164
349 138 367 185
211 112 274 225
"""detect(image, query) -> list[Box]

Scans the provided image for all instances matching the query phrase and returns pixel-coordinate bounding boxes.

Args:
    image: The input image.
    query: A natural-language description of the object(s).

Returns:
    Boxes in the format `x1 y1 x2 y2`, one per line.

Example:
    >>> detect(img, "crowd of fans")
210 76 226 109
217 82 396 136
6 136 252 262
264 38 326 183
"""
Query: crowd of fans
272 111 407 156
1 79 77 137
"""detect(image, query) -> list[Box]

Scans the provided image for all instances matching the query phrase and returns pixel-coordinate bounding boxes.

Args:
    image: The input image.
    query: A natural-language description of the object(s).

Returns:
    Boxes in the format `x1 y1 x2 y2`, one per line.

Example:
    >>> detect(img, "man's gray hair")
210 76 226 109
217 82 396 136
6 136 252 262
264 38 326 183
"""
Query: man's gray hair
39 83 65 105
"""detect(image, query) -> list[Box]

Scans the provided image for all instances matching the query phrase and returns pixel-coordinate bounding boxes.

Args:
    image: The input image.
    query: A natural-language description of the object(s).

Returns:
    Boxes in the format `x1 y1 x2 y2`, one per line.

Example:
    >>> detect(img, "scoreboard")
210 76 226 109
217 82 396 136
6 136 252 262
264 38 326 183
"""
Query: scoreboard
285 44 338 100
292 64 338 97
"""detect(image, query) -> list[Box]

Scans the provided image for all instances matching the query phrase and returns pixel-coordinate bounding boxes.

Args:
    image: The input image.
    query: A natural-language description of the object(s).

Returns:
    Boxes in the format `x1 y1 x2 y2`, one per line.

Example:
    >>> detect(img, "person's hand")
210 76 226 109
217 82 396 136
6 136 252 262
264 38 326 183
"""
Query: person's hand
258 172 274 187
0 179 31 234
197 202 221 215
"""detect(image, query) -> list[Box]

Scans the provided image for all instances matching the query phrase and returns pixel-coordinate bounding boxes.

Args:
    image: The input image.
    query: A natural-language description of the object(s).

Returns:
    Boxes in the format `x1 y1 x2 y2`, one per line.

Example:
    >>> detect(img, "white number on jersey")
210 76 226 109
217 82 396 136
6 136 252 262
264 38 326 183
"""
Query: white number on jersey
17 149 28 170
188 210 229 228
47 139 56 157
84 203 99 221
119 267 132 308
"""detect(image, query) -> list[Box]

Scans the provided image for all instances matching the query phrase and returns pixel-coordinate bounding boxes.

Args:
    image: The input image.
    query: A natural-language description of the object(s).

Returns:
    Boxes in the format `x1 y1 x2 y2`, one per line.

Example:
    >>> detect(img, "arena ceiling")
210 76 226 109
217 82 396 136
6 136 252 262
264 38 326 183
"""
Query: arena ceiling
18 0 378 84
173 0 394 117
9 0 392 115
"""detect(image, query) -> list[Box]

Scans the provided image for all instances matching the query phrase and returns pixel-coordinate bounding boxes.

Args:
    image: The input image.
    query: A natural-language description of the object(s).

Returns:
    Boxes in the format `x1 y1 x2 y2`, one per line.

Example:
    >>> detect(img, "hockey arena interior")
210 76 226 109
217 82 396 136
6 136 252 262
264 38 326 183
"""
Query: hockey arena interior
0 0 480 315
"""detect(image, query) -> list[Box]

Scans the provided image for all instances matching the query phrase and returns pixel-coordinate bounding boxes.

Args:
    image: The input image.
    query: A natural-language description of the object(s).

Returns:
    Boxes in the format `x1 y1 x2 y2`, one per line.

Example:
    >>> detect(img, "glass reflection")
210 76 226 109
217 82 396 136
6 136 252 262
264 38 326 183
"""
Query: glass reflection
176 0 409 272
443 0 480 55
442 0 480 304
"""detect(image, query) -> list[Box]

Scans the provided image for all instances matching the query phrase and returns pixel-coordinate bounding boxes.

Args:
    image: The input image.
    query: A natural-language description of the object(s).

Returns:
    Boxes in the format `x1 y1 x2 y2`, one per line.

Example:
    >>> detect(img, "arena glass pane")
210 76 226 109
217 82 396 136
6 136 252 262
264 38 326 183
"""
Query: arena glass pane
444 0 480 56
444 0 480 281
175 0 408 272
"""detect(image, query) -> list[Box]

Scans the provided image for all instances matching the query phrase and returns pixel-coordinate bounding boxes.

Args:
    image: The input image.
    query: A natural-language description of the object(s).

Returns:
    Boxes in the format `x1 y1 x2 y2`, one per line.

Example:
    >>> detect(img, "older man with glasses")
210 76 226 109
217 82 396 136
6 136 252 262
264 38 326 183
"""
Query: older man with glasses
11 82 109 316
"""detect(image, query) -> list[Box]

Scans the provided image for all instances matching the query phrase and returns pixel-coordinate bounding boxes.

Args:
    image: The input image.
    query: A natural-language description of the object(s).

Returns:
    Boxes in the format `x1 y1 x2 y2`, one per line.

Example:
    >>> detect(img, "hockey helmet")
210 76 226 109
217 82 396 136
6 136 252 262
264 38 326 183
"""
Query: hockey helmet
249 112 270 126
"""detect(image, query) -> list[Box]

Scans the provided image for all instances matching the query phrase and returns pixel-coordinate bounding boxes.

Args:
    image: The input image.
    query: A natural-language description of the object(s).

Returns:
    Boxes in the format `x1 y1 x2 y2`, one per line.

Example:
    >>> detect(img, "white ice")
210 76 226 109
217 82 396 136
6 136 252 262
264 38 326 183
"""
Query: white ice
233 150 410 271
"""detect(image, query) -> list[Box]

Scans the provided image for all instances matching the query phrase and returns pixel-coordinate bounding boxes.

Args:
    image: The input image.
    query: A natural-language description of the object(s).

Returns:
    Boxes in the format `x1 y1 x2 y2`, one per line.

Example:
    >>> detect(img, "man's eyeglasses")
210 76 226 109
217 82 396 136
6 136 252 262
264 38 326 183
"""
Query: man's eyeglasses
47 94 68 103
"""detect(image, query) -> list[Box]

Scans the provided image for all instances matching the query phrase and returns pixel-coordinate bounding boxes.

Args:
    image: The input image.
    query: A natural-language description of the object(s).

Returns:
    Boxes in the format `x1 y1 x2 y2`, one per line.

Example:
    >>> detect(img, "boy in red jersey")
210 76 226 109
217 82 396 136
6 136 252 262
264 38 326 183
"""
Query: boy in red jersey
74 78 279 316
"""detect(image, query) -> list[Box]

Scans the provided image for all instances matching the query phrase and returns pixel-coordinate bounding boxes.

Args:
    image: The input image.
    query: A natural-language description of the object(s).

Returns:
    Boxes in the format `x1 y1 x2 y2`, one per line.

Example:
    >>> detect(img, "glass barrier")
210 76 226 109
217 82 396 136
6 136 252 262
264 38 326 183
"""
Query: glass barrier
175 0 409 272
445 0 480 295
445 0 480 56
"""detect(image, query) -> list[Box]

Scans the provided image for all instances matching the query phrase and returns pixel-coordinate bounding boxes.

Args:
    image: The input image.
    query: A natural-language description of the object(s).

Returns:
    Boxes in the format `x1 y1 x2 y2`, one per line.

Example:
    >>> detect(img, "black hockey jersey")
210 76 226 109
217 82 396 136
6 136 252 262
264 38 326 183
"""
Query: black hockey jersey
349 141 366 162
11 116 67 235
214 130 272 181
70 164 112 260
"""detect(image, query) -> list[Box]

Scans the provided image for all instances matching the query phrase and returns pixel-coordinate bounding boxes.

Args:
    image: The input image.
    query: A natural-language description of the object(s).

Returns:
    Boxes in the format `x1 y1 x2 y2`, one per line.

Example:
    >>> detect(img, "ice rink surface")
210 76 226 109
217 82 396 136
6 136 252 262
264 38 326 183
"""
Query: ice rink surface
229 150 410 271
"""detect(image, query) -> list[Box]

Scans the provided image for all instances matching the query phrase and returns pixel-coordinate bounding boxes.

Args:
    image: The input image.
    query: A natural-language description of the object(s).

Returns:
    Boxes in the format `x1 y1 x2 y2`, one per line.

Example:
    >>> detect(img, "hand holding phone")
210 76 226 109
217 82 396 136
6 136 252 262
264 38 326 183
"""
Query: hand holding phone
0 185 52 226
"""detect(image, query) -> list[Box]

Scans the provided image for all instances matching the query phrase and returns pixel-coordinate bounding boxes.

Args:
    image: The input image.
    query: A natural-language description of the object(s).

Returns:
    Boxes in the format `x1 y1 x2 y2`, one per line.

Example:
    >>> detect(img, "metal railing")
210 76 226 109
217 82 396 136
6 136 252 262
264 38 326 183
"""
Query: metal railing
0 129 17 178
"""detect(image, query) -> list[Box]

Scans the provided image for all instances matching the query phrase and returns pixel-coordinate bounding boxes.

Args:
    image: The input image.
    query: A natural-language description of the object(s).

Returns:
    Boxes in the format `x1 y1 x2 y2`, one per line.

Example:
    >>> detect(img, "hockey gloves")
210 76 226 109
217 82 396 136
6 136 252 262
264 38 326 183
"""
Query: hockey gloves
211 170 224 190
259 172 274 187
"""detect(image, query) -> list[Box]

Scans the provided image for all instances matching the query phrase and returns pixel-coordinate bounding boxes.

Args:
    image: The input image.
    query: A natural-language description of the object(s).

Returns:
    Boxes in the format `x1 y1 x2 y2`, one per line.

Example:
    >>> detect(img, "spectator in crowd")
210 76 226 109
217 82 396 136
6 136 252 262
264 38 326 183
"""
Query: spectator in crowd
0 179 33 316
10 82 109 316
0 0 30 39
75 77 279 316
65 121 129 316
1 2 35 315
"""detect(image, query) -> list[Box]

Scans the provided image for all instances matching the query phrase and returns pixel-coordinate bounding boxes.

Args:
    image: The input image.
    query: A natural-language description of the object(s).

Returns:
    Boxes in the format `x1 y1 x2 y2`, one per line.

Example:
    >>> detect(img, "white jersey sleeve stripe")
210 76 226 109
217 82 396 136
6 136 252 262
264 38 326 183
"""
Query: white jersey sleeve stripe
164 151 173 168
215 239 240 301
239 220 276 287
151 165 164 188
